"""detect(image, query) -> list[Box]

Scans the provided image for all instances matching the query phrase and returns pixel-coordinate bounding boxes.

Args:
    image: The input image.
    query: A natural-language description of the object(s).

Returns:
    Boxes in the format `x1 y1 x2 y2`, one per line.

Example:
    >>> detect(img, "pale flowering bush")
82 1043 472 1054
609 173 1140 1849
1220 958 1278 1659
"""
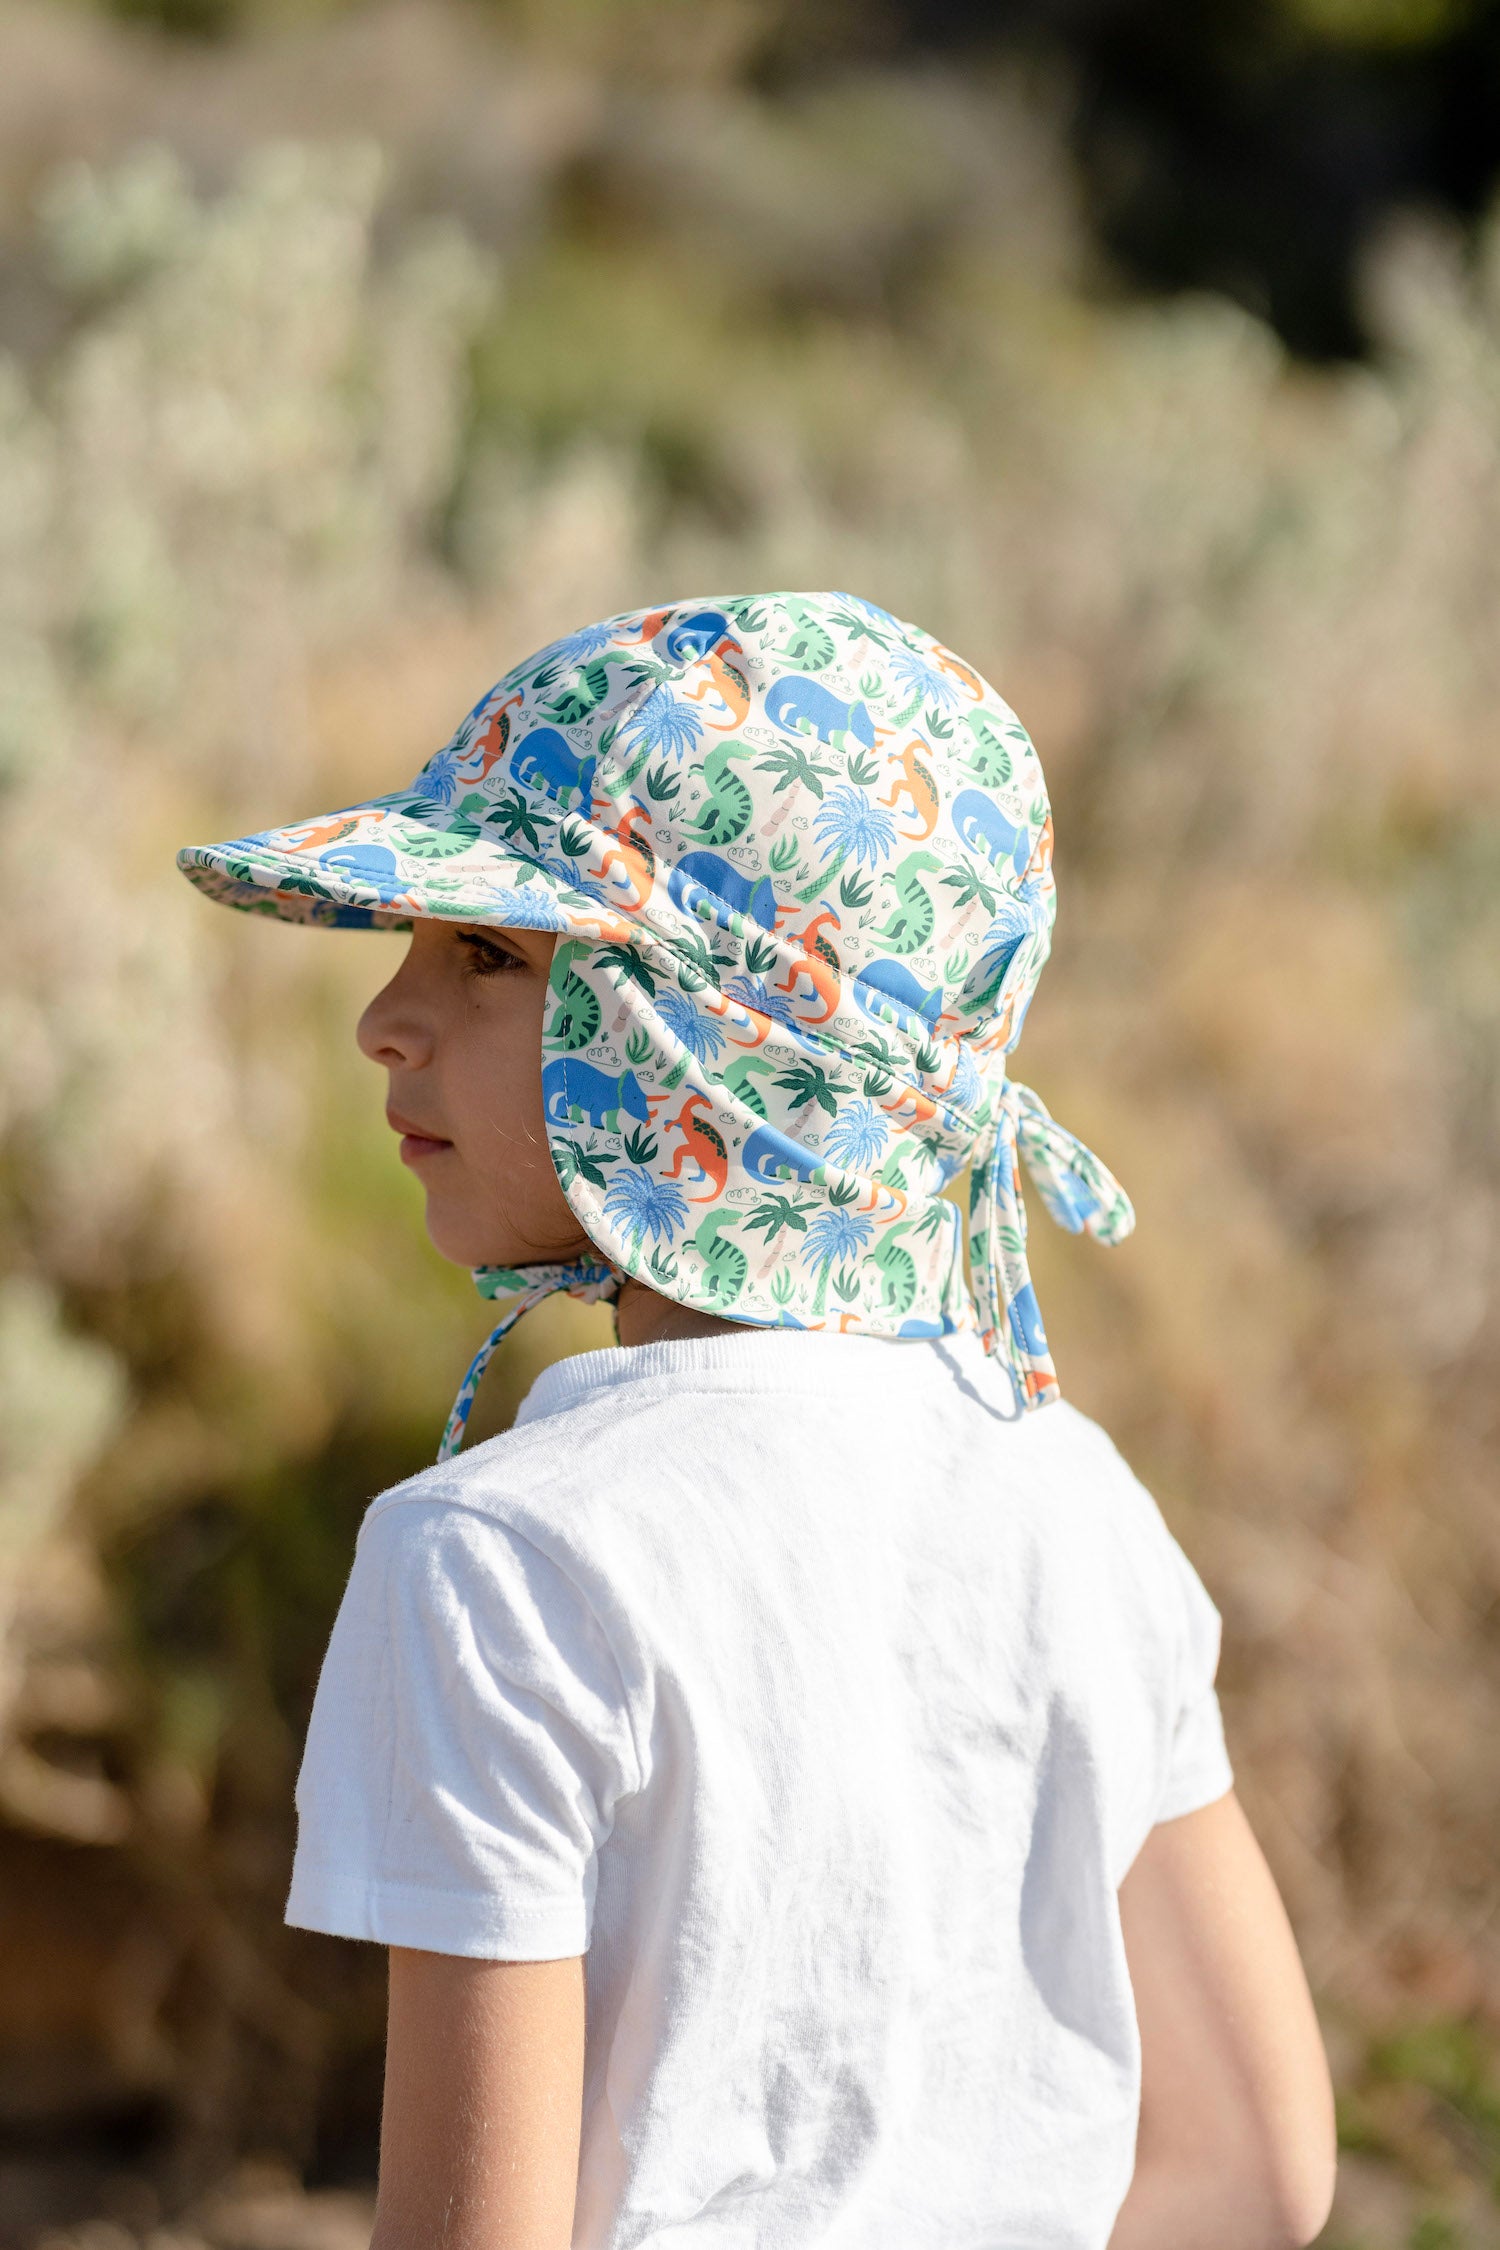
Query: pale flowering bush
0 136 498 1839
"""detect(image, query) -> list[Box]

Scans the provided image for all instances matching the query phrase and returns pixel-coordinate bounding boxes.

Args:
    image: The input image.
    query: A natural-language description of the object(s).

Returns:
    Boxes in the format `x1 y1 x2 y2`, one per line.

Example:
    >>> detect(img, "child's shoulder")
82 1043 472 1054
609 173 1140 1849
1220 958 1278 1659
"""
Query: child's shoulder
1004 1392 1155 1513
361 1406 605 1528
352 1383 678 1570
1019 1397 1215 1601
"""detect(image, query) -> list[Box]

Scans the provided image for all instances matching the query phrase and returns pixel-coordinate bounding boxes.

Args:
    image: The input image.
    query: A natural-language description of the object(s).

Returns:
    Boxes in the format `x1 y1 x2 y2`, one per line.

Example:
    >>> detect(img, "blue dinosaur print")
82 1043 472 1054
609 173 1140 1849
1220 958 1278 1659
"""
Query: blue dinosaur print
512 727 598 805
1007 1281 1049 1357
854 958 945 1029
656 609 738 663
667 850 779 930
764 675 877 750
542 1059 651 1131
740 1122 827 1185
318 843 403 898
950 789 1033 878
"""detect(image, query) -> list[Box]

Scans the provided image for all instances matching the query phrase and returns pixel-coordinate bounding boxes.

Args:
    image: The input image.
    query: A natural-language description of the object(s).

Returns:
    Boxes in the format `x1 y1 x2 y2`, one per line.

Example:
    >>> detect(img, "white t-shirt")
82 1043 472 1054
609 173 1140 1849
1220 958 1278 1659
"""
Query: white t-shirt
287 1324 1233 2249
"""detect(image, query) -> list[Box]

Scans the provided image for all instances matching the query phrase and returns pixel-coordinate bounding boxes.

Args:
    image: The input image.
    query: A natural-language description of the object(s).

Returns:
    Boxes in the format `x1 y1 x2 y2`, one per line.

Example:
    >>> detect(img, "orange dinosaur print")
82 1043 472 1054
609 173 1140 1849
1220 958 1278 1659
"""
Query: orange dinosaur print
621 608 674 646
773 906 843 1024
283 813 361 854
573 906 637 949
701 986 777 1047
931 644 985 700
662 1092 730 1201
592 803 657 911
876 1084 940 1129
1023 812 1055 881
682 649 752 732
457 693 523 783
877 737 940 840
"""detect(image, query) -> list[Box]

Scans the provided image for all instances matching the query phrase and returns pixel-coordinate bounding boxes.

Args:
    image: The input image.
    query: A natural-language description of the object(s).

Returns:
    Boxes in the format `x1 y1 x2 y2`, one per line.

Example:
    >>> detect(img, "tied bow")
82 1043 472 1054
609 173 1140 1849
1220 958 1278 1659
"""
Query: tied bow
967 1076 1135 1412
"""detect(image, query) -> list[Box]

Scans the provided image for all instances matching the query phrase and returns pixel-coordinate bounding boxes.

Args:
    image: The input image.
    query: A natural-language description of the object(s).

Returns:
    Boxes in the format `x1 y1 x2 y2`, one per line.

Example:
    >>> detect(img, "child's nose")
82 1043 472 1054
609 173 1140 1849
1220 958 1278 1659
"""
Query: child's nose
356 975 432 1070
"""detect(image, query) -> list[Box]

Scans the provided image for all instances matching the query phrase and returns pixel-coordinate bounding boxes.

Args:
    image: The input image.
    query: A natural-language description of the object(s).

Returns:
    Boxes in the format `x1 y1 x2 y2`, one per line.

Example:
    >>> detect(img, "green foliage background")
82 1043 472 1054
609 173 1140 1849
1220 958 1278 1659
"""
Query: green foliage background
1 2 1498 2242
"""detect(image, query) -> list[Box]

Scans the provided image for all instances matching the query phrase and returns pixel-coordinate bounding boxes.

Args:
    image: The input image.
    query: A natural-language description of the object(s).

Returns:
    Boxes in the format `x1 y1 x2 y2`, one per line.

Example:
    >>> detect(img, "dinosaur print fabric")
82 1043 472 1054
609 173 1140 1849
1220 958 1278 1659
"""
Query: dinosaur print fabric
178 591 1135 1453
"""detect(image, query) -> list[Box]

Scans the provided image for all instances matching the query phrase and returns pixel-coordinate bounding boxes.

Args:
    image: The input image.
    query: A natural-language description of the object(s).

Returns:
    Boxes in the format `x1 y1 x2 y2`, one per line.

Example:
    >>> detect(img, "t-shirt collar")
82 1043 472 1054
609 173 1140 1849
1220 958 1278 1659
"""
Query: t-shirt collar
513 1323 961 1427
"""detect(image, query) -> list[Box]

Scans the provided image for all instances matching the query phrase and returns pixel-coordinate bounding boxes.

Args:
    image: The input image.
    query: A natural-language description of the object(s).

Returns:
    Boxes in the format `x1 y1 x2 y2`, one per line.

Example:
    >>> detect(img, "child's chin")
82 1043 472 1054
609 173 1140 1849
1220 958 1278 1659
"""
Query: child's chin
421 1188 595 1274
422 1205 512 1271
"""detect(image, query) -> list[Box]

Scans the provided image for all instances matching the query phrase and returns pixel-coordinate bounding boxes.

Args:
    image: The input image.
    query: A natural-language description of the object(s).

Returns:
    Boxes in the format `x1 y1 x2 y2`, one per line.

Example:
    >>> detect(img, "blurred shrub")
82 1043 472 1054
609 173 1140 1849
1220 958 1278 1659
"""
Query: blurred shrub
0 3 1497 2235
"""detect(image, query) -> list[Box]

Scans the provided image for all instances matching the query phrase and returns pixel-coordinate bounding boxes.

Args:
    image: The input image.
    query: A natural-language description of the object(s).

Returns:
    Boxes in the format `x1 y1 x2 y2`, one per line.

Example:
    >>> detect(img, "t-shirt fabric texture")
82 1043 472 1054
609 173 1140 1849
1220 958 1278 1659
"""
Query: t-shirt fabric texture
287 1325 1233 2249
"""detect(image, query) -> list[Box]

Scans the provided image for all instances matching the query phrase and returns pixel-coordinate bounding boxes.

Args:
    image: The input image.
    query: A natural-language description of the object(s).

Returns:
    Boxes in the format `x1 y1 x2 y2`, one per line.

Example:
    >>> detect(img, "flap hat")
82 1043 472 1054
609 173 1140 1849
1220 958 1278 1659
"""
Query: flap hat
179 591 1134 1455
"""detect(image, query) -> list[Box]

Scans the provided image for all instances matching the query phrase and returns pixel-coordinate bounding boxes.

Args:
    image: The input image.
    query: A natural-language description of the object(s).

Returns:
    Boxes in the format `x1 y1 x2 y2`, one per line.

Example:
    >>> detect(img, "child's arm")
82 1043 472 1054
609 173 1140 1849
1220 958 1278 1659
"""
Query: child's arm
1108 1790 1337 2250
369 1945 585 2250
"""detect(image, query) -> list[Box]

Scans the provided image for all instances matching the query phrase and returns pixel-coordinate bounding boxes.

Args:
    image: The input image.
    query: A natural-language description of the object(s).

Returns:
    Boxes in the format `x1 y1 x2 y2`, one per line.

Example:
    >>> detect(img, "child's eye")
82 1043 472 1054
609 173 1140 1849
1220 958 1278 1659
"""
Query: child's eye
456 930 525 978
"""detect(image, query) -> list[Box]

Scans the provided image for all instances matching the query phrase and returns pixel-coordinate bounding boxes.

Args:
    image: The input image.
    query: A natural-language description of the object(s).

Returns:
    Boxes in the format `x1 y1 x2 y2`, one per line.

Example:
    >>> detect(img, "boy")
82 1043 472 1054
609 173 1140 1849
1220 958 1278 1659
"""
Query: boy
179 593 1336 2248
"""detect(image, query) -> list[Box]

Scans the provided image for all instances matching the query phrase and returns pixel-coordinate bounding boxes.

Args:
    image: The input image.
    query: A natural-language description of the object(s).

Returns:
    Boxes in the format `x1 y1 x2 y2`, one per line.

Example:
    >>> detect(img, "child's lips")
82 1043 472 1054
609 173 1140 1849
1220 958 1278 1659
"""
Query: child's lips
399 1134 451 1169
387 1108 453 1167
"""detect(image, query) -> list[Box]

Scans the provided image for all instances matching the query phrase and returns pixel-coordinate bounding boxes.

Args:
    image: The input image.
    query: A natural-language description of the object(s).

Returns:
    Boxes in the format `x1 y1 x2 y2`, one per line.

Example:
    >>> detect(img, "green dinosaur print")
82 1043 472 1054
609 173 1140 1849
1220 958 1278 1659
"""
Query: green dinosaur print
692 1210 748 1308
722 1055 778 1119
872 850 945 955
547 939 602 1052
688 740 757 848
873 1223 919 1314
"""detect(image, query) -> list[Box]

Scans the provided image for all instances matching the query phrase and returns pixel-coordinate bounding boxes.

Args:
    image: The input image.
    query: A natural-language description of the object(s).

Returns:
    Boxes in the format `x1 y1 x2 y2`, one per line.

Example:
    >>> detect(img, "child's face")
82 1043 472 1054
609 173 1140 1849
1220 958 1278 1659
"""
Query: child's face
356 920 596 1271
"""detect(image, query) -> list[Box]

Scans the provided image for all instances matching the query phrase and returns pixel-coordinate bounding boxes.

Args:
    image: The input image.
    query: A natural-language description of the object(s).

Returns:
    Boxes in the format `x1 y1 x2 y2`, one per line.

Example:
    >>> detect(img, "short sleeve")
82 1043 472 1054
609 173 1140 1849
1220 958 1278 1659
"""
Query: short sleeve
1153 1525 1235 1824
284 1497 640 1959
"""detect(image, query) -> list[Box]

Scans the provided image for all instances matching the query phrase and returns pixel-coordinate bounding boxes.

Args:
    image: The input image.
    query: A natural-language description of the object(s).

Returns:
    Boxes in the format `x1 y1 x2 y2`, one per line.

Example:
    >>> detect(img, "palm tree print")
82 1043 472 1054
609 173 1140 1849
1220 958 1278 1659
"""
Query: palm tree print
421 748 461 804
528 620 618 689
889 643 961 712
603 1165 689 1252
742 1193 817 1245
756 741 837 799
807 783 897 894
656 988 726 1063
482 790 548 852
597 944 658 995
774 1059 847 1116
822 1098 890 1170
805 1202 874 1314
623 683 702 763
942 859 1002 914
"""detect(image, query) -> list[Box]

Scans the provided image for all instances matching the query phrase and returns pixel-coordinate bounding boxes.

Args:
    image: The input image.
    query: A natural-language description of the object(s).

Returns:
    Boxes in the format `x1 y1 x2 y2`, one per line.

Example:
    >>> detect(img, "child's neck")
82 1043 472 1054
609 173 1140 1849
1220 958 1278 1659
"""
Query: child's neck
612 1278 747 1350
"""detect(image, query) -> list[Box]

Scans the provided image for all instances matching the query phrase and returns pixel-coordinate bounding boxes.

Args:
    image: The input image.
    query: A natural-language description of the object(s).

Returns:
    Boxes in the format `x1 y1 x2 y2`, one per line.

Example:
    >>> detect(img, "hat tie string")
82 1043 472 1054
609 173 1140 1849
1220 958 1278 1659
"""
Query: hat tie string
437 1257 621 1461
437 1083 1133 1453
969 1077 1135 1411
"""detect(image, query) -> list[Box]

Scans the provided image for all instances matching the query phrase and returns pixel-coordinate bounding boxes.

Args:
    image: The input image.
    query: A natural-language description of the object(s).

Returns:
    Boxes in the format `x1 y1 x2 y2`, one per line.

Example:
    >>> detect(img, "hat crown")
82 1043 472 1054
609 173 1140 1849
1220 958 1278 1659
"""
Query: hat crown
409 592 1055 1078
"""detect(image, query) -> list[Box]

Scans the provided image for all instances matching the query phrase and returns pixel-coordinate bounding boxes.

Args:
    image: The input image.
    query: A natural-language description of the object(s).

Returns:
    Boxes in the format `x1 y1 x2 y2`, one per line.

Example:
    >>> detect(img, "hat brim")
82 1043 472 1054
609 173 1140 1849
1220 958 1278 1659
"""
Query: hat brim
176 790 632 940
